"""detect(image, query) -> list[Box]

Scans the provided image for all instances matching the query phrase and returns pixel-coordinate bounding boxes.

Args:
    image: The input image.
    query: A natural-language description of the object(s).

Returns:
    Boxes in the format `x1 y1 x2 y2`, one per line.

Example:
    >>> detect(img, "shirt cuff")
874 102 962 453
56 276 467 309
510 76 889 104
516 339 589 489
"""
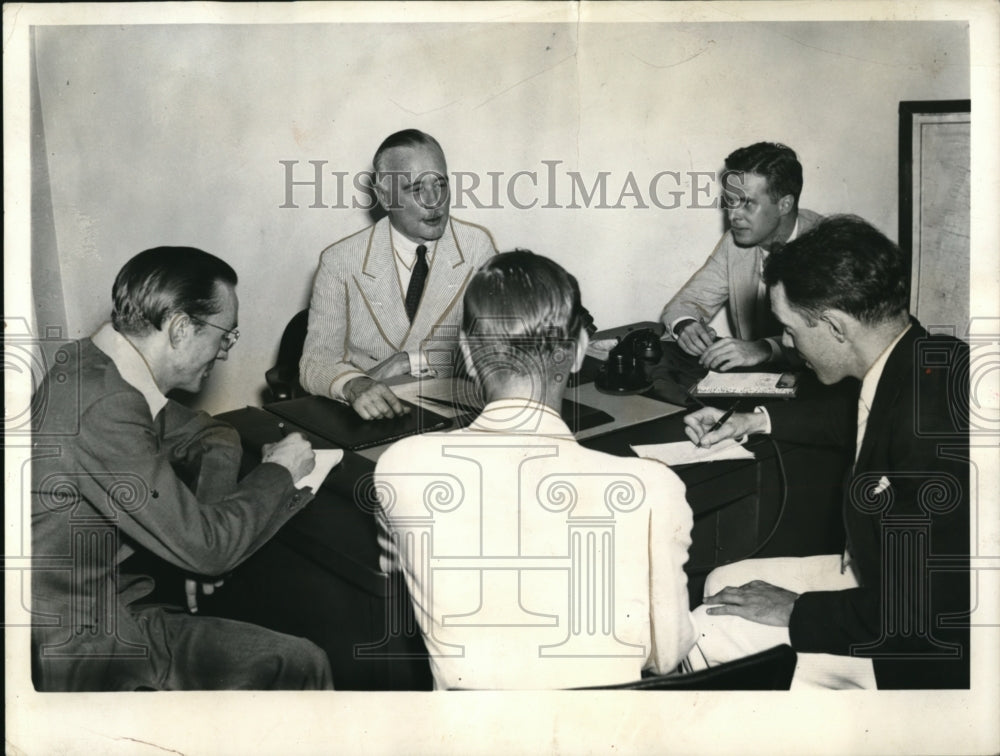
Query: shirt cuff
763 337 783 362
406 350 437 378
754 405 773 435
330 369 367 402
669 317 697 339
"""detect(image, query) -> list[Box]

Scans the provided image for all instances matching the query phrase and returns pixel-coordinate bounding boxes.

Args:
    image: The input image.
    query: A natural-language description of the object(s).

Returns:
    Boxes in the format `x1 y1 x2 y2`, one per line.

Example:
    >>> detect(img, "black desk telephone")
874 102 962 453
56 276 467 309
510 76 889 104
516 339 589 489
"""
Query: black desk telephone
594 328 663 394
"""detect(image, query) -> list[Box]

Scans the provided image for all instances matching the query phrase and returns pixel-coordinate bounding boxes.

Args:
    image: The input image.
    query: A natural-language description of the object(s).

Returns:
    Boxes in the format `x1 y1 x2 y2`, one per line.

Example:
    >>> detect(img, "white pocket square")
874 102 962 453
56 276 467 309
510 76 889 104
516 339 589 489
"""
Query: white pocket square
872 475 891 495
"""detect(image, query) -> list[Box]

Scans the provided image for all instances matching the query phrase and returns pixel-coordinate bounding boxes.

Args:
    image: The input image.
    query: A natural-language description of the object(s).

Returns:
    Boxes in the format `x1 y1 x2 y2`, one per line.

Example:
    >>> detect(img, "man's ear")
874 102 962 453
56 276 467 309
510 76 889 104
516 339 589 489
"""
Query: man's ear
459 332 478 381
166 313 189 349
777 194 795 216
373 172 391 212
820 310 850 343
572 328 590 373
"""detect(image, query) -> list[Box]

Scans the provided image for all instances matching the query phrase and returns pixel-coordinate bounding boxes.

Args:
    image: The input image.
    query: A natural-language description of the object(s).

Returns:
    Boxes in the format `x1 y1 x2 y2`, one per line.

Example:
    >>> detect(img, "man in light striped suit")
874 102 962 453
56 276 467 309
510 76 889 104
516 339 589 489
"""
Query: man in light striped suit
300 129 496 420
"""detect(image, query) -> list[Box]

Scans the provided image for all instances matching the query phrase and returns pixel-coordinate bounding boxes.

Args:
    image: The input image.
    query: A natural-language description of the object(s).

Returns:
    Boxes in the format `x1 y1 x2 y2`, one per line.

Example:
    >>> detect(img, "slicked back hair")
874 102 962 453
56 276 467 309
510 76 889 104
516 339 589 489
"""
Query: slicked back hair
111 246 237 336
373 129 444 176
462 250 586 383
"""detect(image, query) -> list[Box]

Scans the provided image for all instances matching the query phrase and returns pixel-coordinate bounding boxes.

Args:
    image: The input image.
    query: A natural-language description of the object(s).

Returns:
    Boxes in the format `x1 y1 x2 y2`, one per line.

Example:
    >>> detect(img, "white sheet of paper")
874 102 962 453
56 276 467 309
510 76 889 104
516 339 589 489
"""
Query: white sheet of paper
630 437 754 466
294 448 344 492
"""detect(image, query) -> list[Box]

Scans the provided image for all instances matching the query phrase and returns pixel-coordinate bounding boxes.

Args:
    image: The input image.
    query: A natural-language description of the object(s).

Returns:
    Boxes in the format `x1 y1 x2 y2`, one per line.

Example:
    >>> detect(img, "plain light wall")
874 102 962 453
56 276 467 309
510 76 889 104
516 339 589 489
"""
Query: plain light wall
32 21 969 414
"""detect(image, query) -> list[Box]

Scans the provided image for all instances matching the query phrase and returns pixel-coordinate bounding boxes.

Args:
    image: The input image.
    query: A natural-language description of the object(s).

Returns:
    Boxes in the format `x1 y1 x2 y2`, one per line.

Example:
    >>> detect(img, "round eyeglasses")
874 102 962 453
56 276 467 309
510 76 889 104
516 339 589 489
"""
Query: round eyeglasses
189 315 240 350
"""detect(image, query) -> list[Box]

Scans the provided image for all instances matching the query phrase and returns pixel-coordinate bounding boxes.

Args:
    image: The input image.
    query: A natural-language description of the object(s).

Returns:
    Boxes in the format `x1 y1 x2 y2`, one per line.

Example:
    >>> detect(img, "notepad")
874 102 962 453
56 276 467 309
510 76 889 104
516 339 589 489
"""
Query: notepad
631 438 754 466
691 370 798 399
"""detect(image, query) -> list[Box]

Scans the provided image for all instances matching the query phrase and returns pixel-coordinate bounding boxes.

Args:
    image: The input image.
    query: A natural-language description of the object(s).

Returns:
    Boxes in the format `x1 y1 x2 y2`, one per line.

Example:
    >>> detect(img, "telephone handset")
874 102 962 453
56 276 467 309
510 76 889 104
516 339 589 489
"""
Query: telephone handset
594 328 663 394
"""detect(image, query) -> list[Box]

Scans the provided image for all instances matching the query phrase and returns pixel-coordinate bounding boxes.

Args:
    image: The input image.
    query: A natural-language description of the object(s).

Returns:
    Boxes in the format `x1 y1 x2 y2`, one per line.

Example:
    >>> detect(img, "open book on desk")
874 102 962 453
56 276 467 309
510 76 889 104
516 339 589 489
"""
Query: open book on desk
691 370 799 399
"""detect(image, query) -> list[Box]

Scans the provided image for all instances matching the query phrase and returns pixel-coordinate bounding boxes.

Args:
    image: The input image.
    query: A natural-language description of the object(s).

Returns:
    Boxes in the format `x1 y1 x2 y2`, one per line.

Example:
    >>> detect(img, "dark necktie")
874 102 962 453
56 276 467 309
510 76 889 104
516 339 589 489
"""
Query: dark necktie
754 285 782 340
753 253 781 339
404 244 429 323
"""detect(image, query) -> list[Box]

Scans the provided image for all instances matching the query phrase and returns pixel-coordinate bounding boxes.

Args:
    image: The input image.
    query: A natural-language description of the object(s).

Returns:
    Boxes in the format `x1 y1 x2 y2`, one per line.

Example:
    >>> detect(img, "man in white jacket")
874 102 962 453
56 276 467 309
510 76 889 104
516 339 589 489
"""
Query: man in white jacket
375 250 696 689
300 129 495 420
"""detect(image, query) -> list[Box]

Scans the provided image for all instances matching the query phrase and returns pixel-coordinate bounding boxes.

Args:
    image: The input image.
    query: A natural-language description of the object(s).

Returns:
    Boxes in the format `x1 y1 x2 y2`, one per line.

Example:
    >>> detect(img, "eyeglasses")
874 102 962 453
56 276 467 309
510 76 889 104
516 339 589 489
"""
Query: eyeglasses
188 315 240 350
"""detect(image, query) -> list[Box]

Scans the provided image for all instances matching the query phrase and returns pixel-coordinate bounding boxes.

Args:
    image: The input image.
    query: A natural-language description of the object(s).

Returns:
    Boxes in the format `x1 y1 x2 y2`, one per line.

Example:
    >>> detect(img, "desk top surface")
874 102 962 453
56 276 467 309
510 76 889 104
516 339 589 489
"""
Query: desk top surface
360 375 685 461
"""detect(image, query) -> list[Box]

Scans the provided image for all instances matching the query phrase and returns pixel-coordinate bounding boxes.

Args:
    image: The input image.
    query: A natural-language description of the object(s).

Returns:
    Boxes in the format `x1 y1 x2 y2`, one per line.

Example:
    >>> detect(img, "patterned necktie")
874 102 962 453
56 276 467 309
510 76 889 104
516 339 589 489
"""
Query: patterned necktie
404 244 428 323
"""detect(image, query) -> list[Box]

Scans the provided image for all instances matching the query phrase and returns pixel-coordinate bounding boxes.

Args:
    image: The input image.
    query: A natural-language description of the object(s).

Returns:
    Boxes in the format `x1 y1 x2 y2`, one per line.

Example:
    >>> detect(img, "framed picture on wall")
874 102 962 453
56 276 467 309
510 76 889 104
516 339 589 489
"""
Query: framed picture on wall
898 99 971 335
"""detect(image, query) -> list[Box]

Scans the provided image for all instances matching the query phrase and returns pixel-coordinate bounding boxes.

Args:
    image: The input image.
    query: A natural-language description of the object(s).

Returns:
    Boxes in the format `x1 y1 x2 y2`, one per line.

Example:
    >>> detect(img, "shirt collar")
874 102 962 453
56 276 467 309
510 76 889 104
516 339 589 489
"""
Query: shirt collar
467 399 572 437
91 322 169 419
859 323 912 413
390 225 434 268
787 217 801 243
760 218 799 259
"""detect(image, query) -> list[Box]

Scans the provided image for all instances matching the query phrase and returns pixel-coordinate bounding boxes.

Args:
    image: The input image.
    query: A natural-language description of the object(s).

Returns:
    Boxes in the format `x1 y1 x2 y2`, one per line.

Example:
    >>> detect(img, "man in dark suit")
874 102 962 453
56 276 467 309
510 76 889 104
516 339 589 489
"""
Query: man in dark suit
300 129 496 420
684 216 969 689
31 247 333 690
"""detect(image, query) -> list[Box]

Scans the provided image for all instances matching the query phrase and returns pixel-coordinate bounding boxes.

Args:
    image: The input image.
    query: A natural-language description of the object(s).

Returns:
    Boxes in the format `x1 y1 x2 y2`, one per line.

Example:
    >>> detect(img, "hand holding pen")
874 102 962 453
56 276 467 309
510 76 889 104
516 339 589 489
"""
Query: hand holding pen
262 422 315 479
682 400 768 448
707 402 739 434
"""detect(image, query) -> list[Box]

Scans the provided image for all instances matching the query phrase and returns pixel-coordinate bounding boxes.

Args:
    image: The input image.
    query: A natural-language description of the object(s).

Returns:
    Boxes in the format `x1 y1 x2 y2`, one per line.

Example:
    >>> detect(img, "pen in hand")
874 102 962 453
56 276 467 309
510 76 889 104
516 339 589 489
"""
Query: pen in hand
707 401 740 434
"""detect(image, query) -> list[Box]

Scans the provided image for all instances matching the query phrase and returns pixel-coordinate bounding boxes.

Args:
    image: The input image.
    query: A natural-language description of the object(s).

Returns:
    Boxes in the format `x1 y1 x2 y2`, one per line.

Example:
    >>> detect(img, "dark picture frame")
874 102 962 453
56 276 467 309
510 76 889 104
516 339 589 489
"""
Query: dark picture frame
898 99 971 333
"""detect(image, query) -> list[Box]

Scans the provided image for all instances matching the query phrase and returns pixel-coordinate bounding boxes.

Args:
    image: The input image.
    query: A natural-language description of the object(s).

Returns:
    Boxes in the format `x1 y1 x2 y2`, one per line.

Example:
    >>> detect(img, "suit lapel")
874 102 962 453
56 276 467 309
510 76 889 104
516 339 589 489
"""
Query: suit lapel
402 218 471 351
854 321 923 472
357 217 410 350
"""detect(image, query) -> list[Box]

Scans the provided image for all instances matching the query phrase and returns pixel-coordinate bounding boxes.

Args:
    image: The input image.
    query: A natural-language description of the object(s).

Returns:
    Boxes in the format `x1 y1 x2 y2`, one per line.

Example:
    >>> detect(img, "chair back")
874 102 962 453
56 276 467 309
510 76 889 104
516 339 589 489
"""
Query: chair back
265 309 310 401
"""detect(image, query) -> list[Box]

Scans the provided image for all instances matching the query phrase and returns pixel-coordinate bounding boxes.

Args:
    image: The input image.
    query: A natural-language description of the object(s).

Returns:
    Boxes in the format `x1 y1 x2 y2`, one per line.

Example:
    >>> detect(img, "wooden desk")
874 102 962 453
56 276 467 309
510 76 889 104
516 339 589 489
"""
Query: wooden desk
204 375 846 689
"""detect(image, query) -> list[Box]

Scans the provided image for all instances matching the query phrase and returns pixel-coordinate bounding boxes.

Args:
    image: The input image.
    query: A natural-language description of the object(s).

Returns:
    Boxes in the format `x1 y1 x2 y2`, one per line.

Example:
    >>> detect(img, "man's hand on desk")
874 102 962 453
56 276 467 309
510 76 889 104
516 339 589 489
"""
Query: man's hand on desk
698 338 770 371
262 432 316 480
702 580 798 627
684 407 768 448
675 318 717 356
344 376 411 421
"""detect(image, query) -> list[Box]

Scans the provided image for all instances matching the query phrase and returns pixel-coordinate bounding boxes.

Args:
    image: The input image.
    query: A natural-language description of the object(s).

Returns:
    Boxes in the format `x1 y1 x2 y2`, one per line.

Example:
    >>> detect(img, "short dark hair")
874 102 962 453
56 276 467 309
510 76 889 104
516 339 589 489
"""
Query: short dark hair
111 247 238 336
462 250 586 381
724 142 803 206
764 215 909 325
373 129 444 175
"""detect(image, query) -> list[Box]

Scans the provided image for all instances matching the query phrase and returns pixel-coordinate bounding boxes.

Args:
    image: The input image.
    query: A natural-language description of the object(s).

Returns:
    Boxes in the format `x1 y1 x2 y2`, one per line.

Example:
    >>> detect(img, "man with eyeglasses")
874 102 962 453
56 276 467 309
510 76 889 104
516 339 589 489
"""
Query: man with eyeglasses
31 246 333 691
300 129 496 420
